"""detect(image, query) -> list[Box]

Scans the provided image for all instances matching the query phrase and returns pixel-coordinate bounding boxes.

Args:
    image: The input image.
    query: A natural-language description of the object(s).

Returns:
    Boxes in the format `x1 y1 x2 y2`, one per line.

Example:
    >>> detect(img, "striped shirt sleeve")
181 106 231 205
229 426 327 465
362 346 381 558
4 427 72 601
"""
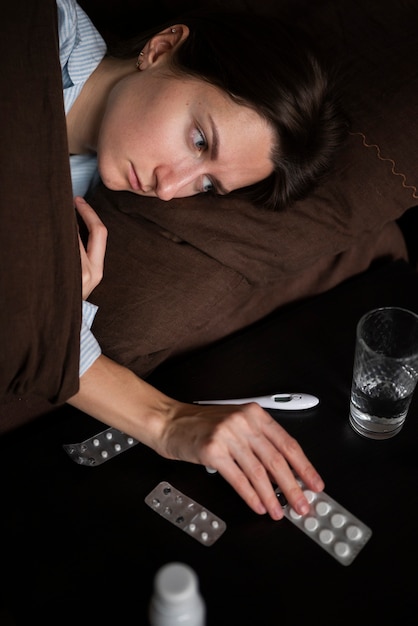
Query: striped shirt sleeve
80 301 101 377
57 0 106 377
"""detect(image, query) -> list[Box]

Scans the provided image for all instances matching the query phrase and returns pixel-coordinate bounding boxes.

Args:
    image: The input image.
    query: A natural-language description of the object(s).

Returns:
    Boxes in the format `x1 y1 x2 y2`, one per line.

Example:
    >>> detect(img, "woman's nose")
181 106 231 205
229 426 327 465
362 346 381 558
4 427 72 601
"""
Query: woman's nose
154 163 202 201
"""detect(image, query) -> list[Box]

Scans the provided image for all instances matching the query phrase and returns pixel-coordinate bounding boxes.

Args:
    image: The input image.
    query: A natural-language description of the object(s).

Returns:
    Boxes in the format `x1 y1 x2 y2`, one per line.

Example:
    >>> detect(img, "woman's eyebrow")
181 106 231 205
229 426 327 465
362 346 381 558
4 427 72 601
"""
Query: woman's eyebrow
209 114 219 160
208 115 229 195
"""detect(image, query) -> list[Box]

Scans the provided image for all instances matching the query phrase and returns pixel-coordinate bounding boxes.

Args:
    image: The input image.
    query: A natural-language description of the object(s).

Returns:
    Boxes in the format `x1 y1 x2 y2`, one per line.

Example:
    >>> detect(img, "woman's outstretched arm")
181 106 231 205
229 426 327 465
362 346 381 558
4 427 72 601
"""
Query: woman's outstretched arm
68 354 324 520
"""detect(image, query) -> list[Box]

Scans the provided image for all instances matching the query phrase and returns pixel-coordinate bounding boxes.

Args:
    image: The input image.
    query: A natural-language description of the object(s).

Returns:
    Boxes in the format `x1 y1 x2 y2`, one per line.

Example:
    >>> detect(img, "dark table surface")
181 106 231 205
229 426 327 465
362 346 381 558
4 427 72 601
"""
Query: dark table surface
1 259 418 626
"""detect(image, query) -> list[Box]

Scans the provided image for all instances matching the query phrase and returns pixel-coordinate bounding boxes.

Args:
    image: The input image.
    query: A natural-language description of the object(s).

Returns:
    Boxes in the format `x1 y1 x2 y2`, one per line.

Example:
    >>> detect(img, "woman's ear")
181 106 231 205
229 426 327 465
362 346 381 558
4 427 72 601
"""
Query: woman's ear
138 24 189 70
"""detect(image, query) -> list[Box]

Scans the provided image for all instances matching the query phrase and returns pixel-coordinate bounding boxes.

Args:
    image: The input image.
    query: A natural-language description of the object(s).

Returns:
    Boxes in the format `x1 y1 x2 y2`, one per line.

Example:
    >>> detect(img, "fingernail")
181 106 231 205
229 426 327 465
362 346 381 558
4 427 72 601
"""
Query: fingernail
257 503 267 515
296 498 310 516
271 504 284 520
313 476 325 491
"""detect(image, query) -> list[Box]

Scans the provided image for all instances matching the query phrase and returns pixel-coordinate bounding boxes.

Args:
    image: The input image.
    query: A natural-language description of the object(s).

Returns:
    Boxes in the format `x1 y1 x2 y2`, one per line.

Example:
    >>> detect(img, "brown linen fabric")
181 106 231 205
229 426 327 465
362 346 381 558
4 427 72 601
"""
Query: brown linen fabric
87 186 408 378
0 0 81 404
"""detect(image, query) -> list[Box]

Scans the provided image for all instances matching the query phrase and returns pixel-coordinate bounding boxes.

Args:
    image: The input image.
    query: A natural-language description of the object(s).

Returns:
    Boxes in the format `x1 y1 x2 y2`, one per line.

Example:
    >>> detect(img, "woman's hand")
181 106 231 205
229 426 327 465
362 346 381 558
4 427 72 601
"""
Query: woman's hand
69 355 324 521
160 401 324 520
75 196 108 300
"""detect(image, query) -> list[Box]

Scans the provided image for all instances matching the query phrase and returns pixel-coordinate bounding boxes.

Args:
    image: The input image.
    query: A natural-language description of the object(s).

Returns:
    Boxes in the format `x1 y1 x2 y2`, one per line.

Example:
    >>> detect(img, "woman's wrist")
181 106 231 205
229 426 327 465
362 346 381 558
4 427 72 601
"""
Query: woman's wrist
68 354 179 454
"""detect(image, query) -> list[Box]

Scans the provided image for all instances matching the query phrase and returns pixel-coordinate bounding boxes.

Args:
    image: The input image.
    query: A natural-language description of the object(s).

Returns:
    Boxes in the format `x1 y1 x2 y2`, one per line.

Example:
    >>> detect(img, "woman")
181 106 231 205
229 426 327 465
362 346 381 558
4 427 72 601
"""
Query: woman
62 0 346 520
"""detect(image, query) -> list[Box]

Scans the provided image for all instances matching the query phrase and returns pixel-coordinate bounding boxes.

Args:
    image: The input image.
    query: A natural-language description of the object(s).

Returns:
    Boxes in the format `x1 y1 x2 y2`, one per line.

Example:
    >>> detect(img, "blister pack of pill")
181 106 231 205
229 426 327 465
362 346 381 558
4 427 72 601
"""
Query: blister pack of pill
63 427 139 466
276 481 372 565
145 481 227 546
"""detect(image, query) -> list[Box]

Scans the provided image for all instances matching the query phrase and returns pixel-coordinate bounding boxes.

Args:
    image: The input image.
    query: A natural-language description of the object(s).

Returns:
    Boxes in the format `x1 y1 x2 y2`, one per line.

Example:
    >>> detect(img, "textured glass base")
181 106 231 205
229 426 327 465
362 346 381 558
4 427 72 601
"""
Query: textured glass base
349 411 404 440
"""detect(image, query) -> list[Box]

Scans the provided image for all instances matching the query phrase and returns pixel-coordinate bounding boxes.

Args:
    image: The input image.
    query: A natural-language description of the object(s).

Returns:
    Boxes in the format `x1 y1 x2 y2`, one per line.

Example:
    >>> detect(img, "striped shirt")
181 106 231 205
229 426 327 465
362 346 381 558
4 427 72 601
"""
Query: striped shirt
57 0 107 377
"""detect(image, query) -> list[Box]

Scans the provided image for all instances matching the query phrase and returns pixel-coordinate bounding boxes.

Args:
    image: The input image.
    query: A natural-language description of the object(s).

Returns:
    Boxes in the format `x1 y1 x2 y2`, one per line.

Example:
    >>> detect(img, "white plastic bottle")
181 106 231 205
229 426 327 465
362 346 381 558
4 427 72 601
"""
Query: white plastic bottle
149 562 206 626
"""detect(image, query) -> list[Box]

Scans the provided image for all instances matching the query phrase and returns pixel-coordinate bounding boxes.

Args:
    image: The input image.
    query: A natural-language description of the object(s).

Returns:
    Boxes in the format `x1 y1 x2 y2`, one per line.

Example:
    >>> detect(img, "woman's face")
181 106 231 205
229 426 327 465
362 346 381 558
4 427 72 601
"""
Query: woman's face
96 67 275 201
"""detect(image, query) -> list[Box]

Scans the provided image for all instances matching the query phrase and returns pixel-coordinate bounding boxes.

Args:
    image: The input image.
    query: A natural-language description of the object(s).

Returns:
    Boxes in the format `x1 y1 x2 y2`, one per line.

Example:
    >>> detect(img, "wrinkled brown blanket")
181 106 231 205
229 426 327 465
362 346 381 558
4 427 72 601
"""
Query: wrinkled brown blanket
0 0 81 403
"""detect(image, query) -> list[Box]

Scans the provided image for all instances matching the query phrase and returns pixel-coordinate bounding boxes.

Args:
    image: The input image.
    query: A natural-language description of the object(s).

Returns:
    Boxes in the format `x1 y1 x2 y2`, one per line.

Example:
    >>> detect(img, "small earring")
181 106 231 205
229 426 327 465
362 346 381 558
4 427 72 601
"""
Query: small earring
171 28 176 33
136 51 144 70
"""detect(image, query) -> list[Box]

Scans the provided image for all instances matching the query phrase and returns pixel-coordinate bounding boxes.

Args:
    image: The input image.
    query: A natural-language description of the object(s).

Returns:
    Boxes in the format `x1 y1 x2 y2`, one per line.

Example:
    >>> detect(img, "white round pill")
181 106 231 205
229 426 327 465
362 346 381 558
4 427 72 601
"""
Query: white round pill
304 516 319 532
93 438 100 447
331 513 346 528
346 524 362 541
316 501 331 516
101 450 108 459
334 541 350 558
319 529 334 544
303 489 315 504
205 466 218 474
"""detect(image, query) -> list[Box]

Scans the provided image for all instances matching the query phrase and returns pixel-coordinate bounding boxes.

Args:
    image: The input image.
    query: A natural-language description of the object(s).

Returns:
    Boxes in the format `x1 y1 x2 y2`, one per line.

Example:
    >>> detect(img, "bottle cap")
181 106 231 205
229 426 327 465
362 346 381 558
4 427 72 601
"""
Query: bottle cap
155 562 198 605
150 562 205 625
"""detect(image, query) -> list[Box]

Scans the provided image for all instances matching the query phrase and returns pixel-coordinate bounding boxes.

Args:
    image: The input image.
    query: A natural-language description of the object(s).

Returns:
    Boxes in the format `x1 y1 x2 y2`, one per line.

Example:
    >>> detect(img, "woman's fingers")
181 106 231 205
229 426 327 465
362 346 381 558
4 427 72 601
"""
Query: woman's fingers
215 433 314 520
215 452 282 518
74 196 108 299
175 402 324 520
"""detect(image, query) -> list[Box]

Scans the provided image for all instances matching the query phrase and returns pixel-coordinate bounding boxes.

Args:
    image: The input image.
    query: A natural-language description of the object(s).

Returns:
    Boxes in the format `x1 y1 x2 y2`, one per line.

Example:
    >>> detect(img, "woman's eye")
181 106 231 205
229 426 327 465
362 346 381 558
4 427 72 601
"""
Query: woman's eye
202 175 214 193
192 127 207 152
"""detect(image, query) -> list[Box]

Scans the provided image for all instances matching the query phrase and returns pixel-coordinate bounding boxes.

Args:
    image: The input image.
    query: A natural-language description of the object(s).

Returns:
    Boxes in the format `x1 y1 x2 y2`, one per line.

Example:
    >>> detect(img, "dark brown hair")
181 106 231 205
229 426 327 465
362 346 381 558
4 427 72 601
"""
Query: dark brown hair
111 10 347 210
